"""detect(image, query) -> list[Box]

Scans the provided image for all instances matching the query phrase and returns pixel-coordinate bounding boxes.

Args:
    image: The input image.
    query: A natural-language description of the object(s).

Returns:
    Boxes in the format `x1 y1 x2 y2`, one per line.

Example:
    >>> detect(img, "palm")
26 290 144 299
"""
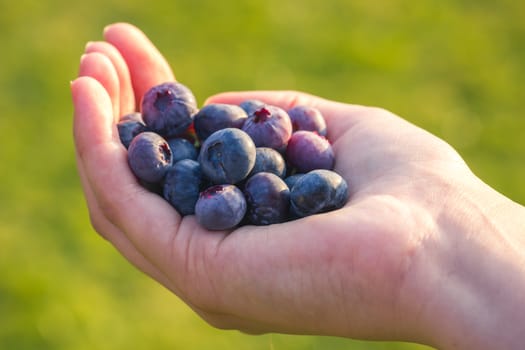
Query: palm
73 23 472 342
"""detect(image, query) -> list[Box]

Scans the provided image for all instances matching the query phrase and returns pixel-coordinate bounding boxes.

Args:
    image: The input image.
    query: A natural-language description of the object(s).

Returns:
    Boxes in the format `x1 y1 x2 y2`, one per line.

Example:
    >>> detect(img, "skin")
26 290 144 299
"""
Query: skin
72 23 525 349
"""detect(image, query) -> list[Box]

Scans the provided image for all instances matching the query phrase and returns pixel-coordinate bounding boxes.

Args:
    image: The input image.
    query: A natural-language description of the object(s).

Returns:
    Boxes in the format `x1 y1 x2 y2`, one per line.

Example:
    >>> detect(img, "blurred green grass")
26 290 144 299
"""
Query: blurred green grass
0 0 524 349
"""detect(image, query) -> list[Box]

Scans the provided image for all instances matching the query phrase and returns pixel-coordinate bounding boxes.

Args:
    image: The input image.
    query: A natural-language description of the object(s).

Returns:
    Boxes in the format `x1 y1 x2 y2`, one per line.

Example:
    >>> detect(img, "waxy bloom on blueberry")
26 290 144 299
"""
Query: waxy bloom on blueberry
167 137 198 163
239 99 265 115
286 131 335 173
288 105 327 136
163 159 202 216
199 128 256 185
127 132 172 183
290 169 348 217
194 103 247 141
249 147 287 178
244 172 290 225
117 119 147 149
242 106 292 152
195 185 247 230
141 82 198 138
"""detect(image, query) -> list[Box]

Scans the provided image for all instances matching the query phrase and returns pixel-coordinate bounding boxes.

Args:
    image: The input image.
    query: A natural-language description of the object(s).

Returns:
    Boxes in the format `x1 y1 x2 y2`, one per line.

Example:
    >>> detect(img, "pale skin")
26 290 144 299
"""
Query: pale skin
72 23 525 349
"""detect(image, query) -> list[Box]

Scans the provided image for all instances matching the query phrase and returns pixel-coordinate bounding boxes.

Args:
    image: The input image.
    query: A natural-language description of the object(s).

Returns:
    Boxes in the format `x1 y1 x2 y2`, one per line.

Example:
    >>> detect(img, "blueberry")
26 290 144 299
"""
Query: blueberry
242 106 292 152
167 137 198 163
194 103 247 141
117 119 147 149
127 131 172 183
250 147 286 178
163 159 202 216
198 128 256 184
284 173 305 189
239 99 265 115
286 131 335 173
288 105 327 136
195 184 247 230
244 172 290 225
290 169 348 217
141 82 198 138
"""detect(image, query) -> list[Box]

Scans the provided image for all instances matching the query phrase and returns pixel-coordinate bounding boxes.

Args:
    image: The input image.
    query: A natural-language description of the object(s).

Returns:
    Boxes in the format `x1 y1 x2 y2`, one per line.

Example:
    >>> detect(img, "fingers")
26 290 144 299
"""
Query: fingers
78 52 120 121
71 72 177 289
71 76 181 269
75 152 177 291
103 22 175 109
85 41 135 117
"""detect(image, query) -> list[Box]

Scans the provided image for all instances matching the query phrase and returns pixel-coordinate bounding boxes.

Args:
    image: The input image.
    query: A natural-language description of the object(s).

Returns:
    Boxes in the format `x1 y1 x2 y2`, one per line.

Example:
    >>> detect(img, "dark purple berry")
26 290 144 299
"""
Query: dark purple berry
194 103 248 141
250 147 286 178
167 137 198 163
244 172 290 225
117 119 147 148
288 105 327 136
290 169 348 217
141 82 198 138
286 131 335 173
239 99 265 115
198 128 256 184
242 106 292 152
163 159 202 216
284 173 305 189
195 184 247 230
128 132 172 183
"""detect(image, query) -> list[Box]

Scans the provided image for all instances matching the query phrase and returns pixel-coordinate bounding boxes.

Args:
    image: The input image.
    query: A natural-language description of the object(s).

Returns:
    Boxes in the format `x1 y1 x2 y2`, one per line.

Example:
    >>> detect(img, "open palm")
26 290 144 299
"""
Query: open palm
72 23 494 346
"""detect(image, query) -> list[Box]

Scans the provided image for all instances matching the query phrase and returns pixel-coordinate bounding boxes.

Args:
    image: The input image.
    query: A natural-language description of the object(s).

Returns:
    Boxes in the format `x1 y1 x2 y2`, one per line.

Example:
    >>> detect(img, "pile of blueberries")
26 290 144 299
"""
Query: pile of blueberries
118 82 348 230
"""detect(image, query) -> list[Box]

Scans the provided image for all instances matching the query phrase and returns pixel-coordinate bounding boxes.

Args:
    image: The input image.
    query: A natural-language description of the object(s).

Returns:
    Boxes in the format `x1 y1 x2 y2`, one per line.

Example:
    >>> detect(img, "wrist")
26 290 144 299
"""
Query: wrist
420 175 525 349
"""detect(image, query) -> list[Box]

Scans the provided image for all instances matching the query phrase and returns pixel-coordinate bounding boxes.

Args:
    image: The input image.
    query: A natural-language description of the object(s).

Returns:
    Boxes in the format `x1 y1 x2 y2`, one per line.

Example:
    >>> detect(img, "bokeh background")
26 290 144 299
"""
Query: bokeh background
1 0 524 349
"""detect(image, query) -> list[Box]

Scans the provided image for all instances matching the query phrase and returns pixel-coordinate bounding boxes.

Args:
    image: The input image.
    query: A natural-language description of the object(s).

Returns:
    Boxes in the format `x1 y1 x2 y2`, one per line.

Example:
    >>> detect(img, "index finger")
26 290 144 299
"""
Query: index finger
103 22 176 109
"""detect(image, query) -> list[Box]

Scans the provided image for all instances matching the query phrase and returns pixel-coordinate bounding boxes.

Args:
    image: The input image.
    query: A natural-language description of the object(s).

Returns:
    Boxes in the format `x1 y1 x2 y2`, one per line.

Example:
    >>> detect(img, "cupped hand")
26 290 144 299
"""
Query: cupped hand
72 23 524 348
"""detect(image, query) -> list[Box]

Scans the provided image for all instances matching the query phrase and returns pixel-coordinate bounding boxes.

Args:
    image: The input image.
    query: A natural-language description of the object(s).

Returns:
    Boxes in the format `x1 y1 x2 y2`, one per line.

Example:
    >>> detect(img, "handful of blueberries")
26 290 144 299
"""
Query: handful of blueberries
118 82 349 230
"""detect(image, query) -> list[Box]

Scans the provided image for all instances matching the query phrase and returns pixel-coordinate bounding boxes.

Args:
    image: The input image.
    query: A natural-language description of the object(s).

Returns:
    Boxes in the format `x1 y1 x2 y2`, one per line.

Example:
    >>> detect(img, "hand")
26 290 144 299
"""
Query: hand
72 23 525 349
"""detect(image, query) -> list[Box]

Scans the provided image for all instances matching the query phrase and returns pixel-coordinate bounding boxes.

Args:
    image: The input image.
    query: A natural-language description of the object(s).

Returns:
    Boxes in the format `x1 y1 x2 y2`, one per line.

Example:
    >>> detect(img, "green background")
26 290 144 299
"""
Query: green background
1 0 524 349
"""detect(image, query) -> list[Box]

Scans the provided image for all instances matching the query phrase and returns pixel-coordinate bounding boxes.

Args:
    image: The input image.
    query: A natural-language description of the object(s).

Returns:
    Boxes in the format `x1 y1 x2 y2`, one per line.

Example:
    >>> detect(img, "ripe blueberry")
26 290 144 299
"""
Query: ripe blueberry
167 137 198 163
239 99 265 115
195 184 247 230
198 128 256 184
284 173 305 189
286 130 335 173
290 169 348 217
141 82 198 138
127 132 172 183
117 119 147 149
249 147 287 178
288 105 327 136
194 103 247 141
244 172 290 225
163 159 202 216
242 106 292 152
